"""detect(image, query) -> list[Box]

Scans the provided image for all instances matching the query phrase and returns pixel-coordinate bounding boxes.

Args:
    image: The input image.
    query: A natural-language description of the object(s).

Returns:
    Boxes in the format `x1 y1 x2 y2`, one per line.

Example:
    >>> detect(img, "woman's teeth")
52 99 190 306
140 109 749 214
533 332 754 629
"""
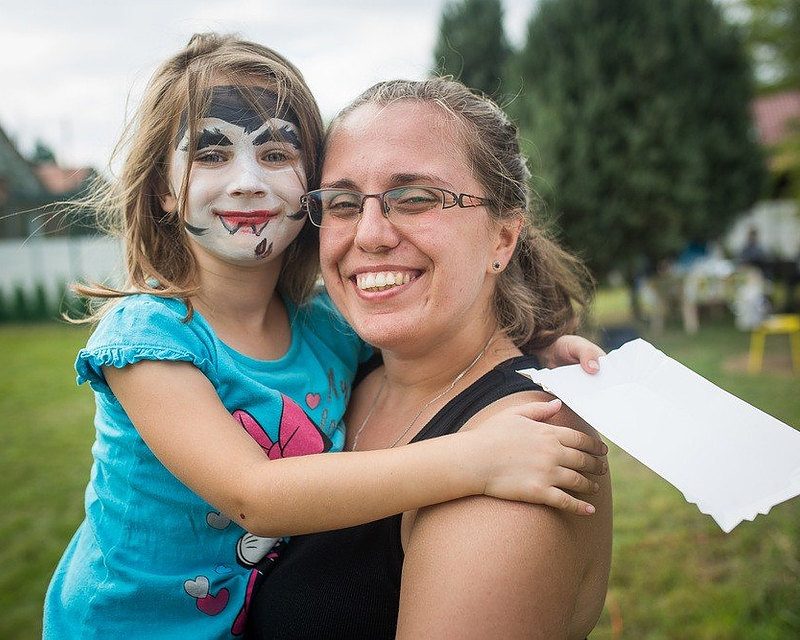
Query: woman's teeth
356 271 413 292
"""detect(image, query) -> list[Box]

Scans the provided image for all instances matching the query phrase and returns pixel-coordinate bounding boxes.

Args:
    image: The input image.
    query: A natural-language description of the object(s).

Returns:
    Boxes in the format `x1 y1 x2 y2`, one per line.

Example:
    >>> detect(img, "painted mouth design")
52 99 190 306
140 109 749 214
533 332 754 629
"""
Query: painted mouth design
217 210 278 236
355 270 417 292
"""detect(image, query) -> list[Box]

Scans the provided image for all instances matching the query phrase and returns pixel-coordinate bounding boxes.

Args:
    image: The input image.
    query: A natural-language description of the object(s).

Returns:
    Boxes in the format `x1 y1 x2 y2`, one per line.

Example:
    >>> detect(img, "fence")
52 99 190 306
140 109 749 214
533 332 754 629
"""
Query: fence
0 235 123 320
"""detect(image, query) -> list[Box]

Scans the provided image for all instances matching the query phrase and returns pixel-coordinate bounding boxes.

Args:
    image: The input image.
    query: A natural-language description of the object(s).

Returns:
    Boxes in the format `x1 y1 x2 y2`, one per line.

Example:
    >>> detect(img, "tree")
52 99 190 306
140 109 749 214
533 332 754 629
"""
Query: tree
738 0 800 90
432 0 512 97
30 140 57 165
736 0 800 205
514 0 766 299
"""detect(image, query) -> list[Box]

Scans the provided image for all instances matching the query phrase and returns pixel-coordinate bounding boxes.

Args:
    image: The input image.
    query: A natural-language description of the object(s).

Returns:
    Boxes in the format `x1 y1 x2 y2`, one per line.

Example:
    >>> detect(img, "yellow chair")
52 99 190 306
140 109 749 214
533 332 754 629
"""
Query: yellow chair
748 314 800 373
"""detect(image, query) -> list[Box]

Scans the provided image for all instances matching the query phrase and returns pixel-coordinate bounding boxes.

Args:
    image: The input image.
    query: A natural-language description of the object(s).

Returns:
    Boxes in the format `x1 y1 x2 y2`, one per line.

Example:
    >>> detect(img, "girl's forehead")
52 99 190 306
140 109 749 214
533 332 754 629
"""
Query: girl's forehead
174 85 300 149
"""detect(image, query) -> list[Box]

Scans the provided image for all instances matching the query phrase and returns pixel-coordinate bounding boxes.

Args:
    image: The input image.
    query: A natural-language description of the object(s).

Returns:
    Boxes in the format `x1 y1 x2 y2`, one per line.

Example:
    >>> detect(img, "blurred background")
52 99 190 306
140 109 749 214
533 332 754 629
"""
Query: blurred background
1 1 798 638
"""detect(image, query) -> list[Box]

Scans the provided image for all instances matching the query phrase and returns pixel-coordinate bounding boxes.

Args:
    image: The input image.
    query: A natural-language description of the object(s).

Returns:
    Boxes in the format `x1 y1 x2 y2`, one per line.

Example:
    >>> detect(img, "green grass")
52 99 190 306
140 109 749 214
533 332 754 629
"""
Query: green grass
588 289 800 639
2 310 799 639
0 323 94 638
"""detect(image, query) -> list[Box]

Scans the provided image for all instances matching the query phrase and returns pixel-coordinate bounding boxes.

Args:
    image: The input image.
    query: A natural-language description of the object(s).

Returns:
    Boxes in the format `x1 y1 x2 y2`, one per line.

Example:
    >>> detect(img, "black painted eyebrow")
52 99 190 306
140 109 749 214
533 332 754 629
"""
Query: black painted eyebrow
180 128 233 152
252 124 302 150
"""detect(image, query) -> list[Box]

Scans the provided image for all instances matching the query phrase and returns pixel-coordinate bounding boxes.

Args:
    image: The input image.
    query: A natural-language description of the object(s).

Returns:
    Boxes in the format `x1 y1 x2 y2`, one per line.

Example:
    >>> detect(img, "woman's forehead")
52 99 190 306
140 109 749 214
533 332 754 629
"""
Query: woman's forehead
325 101 470 174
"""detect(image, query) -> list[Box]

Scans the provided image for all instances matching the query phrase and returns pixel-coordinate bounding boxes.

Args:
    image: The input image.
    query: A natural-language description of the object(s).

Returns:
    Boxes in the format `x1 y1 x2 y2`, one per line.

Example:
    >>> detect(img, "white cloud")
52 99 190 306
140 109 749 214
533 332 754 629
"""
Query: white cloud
0 0 537 167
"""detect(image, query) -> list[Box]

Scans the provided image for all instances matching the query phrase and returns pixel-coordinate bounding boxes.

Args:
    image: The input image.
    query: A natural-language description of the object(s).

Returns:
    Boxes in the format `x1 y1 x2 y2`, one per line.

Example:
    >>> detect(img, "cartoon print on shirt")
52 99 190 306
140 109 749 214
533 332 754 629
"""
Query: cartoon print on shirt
181 393 330 631
230 394 331 634
184 575 230 616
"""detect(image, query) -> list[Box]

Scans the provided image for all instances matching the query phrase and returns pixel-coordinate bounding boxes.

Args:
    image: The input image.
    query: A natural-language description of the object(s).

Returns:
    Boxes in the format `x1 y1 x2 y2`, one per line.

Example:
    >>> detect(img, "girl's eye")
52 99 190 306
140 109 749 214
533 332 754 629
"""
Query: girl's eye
265 150 290 163
195 150 226 164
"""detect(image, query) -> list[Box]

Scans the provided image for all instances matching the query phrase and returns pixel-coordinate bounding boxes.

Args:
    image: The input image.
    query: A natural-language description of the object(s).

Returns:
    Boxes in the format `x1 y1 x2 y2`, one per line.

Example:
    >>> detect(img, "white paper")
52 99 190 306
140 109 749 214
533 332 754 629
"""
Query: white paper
518 339 800 532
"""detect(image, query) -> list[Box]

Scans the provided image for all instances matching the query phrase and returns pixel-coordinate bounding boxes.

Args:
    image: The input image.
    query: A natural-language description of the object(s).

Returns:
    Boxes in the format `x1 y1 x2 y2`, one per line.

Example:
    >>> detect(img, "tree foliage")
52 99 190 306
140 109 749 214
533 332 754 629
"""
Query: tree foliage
514 0 766 279
738 0 800 90
432 0 512 97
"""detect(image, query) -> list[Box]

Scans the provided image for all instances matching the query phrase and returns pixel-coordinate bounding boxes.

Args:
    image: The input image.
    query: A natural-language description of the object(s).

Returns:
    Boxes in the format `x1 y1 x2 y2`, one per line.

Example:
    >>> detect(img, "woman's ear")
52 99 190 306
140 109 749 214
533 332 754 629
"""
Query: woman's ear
489 213 524 274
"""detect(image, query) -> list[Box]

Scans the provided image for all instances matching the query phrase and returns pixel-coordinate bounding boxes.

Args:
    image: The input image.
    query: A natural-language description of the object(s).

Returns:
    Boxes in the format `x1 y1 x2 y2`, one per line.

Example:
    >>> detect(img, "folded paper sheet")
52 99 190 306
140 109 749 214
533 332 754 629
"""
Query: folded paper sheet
518 339 800 532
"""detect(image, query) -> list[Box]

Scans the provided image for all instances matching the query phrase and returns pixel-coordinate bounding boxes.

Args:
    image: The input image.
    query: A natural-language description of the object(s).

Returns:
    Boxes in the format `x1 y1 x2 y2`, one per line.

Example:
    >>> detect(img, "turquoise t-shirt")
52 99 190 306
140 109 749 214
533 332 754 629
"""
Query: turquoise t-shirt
43 292 368 639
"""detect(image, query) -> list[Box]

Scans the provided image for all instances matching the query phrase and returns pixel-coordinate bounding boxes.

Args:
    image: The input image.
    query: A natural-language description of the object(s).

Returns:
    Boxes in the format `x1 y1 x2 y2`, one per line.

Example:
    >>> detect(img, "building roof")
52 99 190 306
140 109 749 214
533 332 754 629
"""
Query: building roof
752 90 800 147
34 162 92 195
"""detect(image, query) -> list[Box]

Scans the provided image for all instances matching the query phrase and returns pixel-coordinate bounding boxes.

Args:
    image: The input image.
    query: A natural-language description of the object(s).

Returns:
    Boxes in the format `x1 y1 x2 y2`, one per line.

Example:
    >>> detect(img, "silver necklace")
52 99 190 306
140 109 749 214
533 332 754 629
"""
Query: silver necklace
350 335 495 451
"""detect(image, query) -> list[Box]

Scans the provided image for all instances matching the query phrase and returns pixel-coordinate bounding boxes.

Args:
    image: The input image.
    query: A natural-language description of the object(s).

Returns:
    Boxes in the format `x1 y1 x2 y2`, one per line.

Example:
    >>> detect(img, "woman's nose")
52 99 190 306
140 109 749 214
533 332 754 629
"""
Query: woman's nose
354 196 400 252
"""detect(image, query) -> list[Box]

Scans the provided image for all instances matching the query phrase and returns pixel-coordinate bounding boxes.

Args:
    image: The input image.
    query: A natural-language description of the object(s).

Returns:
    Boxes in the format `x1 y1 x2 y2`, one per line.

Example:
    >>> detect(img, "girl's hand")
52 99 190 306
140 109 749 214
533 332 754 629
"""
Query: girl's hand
470 399 608 516
536 335 605 373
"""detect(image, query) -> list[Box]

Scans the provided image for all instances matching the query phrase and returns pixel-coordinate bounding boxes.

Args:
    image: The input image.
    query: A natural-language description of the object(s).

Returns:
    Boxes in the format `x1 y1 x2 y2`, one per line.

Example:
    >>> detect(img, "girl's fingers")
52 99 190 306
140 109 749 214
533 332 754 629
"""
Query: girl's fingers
554 467 599 494
513 398 563 421
555 425 608 457
541 487 597 516
559 448 607 476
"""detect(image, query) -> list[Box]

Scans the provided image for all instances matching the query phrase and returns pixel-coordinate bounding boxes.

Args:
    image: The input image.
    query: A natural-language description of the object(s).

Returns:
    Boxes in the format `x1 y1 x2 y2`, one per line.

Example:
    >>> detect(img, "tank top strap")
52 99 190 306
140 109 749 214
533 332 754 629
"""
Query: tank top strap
410 355 543 443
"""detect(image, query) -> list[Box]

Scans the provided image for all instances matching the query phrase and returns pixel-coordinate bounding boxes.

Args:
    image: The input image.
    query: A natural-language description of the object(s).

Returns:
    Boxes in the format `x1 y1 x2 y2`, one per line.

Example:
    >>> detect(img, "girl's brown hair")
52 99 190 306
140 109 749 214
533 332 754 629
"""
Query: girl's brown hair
75 32 323 320
326 78 593 352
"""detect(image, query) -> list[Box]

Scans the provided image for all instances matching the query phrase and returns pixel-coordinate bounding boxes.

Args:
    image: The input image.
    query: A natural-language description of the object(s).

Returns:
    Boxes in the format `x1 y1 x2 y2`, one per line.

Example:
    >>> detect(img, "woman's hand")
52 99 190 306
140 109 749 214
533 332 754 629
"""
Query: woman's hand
468 399 608 515
536 335 605 373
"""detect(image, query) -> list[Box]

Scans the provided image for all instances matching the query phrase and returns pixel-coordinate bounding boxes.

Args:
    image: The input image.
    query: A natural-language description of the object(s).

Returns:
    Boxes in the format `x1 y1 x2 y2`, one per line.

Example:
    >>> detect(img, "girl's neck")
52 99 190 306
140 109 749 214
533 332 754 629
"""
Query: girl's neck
191 250 281 321
190 251 291 360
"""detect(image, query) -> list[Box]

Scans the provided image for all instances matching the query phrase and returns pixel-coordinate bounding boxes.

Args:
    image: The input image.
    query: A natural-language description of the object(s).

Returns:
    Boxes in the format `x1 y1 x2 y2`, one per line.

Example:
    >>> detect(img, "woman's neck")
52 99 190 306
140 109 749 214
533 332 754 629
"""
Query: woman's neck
348 323 521 451
379 318 523 414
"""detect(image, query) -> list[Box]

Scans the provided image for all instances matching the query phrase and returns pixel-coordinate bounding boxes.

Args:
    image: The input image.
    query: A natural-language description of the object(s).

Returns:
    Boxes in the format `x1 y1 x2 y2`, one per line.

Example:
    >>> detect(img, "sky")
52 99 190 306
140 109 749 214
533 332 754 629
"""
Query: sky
0 0 536 171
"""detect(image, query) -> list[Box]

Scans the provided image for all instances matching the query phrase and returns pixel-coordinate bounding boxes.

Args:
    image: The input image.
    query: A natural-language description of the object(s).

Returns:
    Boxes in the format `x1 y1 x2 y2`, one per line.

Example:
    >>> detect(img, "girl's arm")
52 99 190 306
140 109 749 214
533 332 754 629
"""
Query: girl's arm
105 360 607 537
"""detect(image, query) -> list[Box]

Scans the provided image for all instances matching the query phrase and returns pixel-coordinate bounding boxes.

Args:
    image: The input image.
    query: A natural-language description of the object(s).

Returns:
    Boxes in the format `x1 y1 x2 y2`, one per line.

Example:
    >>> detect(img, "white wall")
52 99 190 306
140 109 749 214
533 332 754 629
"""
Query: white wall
725 200 800 260
0 235 124 296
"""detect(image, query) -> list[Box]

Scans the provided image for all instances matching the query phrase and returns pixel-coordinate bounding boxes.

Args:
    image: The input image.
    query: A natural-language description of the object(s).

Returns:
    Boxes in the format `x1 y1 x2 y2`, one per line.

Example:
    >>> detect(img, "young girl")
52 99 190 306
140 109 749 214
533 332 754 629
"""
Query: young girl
43 33 606 639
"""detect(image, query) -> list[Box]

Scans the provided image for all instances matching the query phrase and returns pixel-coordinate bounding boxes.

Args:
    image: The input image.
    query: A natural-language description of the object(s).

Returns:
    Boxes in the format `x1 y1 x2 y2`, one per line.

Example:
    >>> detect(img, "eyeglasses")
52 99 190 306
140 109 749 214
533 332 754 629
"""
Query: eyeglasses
301 185 493 228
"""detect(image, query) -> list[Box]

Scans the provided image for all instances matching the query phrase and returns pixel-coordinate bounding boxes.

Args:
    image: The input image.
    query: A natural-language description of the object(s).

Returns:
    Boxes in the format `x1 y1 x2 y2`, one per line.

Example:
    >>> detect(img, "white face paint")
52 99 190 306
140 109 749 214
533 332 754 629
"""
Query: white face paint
168 87 307 265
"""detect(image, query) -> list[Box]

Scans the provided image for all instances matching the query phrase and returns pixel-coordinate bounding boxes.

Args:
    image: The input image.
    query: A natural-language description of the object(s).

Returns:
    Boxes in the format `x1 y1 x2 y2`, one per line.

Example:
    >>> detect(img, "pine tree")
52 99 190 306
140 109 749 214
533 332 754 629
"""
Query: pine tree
515 0 765 291
432 0 512 97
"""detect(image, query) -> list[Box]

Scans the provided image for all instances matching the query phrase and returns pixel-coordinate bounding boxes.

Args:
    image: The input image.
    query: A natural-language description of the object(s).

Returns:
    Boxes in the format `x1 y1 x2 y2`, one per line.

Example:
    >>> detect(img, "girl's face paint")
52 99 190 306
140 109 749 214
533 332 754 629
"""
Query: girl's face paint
167 86 307 265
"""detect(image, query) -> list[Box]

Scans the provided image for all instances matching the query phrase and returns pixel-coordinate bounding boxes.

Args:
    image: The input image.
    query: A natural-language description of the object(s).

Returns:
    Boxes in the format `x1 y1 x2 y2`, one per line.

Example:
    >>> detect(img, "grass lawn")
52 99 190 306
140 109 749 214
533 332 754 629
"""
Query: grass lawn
2 304 799 639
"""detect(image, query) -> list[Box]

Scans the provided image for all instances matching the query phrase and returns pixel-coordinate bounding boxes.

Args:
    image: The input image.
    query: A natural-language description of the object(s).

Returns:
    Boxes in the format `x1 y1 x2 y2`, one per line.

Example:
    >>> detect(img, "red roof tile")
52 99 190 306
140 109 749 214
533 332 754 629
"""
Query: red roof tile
34 162 91 195
752 90 800 146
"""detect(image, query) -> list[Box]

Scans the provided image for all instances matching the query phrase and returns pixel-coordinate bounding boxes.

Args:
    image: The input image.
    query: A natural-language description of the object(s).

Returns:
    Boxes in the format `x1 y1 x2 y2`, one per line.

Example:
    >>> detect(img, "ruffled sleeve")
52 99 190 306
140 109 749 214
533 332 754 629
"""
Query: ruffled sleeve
76 296 217 394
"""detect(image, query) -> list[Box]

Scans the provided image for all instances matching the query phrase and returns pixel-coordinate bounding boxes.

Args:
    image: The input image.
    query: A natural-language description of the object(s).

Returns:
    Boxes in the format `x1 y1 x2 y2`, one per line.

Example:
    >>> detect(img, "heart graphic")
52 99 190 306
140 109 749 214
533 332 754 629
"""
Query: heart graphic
305 393 321 409
184 575 209 599
214 564 233 575
206 511 231 530
196 588 229 616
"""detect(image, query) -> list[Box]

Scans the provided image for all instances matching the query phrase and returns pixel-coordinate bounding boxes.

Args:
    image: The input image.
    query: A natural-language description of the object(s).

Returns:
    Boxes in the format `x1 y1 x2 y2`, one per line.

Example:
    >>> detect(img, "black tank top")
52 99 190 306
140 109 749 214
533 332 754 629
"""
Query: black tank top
245 355 542 640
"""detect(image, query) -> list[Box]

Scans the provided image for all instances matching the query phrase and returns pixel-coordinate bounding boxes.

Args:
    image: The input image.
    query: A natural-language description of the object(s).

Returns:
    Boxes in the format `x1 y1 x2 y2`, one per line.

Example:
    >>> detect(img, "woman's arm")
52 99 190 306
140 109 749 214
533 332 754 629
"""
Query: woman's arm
104 361 607 537
396 393 612 640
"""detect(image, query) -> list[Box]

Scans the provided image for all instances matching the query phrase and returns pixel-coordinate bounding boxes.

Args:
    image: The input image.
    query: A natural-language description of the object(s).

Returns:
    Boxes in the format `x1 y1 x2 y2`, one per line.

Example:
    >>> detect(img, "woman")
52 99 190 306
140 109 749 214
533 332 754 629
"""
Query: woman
247 79 612 639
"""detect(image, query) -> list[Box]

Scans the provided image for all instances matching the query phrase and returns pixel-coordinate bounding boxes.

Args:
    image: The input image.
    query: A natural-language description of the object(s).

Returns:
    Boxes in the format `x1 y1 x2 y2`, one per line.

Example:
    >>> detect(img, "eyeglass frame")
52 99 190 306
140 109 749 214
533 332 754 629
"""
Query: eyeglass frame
300 185 494 228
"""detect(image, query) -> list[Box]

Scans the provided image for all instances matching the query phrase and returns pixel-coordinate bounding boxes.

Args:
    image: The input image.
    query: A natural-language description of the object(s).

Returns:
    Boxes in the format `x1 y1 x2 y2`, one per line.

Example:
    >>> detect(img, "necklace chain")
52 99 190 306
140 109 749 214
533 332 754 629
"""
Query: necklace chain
350 335 495 451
